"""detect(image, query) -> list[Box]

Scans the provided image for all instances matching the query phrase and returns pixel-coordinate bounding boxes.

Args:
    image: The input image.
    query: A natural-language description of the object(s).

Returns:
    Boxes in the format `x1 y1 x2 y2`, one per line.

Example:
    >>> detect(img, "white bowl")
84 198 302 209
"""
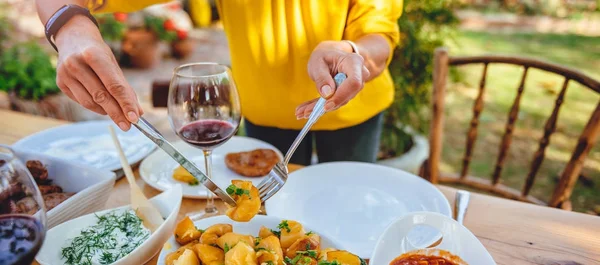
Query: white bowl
36 185 183 265
12 147 116 228
156 215 344 265
370 211 496 265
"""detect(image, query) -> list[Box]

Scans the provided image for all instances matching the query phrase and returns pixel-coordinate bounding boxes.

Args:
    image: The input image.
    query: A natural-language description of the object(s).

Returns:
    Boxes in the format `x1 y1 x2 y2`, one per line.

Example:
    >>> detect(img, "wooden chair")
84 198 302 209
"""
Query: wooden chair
421 47 600 209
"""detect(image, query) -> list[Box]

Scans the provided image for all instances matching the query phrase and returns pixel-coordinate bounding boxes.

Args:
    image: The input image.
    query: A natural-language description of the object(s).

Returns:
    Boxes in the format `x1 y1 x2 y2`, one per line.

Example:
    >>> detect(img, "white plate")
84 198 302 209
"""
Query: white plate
139 136 283 199
36 185 183 265
13 120 156 172
371 211 496 265
156 215 343 265
264 162 452 259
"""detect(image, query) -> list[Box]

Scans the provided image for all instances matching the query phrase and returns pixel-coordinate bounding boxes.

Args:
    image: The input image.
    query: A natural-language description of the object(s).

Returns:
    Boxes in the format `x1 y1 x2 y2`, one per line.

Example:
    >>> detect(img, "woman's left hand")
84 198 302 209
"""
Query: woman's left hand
295 41 370 119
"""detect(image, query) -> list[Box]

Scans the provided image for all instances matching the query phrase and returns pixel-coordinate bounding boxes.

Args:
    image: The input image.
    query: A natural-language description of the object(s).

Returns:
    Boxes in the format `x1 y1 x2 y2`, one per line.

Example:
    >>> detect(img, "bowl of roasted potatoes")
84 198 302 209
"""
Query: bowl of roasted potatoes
157 215 366 265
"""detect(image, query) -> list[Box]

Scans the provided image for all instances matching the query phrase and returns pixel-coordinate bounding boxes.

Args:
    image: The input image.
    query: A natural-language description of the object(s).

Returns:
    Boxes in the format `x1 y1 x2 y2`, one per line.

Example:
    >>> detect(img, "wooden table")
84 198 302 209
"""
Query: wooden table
2 110 599 265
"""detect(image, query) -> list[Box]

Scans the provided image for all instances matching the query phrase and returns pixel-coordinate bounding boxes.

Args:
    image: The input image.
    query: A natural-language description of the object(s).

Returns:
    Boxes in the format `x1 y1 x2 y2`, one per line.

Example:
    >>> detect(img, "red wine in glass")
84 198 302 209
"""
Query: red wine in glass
178 120 237 149
0 215 45 265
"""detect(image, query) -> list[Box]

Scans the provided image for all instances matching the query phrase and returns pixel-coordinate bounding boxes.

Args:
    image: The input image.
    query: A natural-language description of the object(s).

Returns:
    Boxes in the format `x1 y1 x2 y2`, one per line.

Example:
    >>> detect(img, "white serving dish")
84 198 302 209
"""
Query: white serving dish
13 120 156 172
140 136 283 199
265 162 452 259
36 185 183 265
156 215 343 265
13 147 116 229
371 211 496 265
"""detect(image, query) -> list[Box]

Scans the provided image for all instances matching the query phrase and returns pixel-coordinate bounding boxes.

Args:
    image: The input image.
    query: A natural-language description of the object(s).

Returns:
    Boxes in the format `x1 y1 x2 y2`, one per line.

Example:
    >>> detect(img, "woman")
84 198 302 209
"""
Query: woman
36 0 403 165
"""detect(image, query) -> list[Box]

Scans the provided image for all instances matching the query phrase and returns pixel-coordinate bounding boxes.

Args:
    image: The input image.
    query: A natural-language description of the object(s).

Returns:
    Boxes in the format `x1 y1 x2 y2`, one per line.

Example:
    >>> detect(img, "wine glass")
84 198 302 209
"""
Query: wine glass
0 145 47 265
168 63 241 219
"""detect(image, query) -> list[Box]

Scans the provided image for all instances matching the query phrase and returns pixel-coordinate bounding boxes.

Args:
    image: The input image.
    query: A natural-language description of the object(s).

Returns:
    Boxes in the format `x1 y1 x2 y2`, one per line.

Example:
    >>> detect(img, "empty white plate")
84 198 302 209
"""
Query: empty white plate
370 211 496 264
13 120 156 172
264 162 451 259
139 136 283 198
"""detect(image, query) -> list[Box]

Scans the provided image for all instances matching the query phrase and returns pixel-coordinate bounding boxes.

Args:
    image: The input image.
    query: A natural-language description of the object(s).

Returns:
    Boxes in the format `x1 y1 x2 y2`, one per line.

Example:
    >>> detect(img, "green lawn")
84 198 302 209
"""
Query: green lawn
442 30 600 213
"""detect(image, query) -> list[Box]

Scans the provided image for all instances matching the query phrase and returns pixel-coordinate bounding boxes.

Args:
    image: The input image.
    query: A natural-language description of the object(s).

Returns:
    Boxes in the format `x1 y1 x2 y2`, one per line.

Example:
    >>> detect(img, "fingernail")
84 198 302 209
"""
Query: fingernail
127 111 138 122
320 85 333 98
303 111 312 119
118 122 129 131
325 102 336 111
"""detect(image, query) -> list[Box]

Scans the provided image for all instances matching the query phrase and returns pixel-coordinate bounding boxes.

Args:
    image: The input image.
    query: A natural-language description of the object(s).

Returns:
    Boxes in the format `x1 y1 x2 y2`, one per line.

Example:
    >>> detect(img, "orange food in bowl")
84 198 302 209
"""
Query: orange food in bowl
390 249 467 265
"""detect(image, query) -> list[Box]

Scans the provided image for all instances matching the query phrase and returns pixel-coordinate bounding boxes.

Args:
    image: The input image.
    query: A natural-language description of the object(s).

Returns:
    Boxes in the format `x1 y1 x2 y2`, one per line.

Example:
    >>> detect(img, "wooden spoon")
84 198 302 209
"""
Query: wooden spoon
109 126 164 232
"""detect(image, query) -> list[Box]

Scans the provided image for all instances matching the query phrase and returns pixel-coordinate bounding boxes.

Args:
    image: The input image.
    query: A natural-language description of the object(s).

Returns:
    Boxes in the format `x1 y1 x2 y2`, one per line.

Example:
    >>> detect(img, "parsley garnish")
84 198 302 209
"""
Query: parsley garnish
255 237 261 246
266 261 275 265
317 261 342 265
226 184 250 197
224 243 230 253
188 178 199 186
271 229 281 237
278 220 291 233
305 231 314 236
296 250 318 258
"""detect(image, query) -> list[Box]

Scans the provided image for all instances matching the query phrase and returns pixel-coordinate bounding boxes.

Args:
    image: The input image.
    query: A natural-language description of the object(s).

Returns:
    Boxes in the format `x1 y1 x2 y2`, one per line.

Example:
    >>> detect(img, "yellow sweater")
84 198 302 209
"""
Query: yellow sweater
90 0 403 130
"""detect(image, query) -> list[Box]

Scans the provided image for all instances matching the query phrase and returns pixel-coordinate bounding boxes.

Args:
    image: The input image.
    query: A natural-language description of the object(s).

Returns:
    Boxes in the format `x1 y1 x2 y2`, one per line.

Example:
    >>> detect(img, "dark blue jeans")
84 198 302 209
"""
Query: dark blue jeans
244 112 384 165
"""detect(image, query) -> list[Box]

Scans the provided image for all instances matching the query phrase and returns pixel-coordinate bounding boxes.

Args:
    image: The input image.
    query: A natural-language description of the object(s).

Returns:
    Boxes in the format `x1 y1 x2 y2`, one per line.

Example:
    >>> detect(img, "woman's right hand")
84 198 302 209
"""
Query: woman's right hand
54 15 143 131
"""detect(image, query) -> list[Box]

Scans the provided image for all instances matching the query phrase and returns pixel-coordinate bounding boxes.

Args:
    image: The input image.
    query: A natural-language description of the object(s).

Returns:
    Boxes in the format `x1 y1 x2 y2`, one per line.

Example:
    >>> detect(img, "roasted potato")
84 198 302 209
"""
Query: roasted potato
193 244 224 265
200 223 233 245
172 249 199 265
323 250 366 265
285 235 320 259
288 256 318 265
279 220 305 249
216 232 255 250
225 180 261 222
224 241 257 265
259 225 276 238
172 165 198 185
256 235 284 265
165 242 197 265
174 216 202 245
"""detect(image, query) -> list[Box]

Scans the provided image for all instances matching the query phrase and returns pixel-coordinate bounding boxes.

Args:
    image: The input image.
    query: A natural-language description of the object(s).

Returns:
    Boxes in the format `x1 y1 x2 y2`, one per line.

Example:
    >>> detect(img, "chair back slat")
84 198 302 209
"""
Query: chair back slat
550 100 600 207
428 48 450 183
461 63 488 178
492 66 529 185
522 78 569 196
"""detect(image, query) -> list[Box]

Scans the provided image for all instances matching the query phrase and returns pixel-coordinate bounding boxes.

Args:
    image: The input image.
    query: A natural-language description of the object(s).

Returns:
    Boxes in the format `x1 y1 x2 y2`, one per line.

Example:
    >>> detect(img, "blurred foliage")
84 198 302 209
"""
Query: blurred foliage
0 2 11 53
144 15 177 42
452 0 600 18
95 13 127 41
0 42 60 101
380 0 459 158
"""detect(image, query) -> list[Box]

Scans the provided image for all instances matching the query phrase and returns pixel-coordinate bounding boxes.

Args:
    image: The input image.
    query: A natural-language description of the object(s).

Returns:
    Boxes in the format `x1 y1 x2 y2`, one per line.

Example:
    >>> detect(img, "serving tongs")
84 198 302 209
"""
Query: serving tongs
257 73 347 203
132 118 237 207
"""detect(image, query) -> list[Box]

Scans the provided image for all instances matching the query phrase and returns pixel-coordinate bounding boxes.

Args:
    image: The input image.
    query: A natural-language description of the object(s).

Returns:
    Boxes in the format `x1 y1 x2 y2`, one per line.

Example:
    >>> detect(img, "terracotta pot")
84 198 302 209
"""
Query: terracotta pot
0 91 10 110
121 29 160 68
171 39 195 59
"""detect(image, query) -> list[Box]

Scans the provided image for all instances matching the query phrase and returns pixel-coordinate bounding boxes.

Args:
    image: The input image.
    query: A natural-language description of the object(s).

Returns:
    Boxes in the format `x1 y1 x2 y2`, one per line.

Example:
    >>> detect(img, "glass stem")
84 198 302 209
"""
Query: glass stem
203 150 217 213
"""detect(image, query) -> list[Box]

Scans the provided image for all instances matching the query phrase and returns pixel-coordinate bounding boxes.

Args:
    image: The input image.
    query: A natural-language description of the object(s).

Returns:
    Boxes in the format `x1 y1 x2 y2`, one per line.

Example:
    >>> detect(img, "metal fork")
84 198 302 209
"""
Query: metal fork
257 73 347 202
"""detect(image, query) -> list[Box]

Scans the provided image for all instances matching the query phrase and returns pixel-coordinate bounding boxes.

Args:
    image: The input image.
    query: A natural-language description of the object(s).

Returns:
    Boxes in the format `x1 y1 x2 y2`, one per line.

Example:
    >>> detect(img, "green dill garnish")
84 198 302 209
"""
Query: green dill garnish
305 231 314 236
196 226 204 233
60 210 150 265
278 220 291 233
255 247 268 252
266 261 275 265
